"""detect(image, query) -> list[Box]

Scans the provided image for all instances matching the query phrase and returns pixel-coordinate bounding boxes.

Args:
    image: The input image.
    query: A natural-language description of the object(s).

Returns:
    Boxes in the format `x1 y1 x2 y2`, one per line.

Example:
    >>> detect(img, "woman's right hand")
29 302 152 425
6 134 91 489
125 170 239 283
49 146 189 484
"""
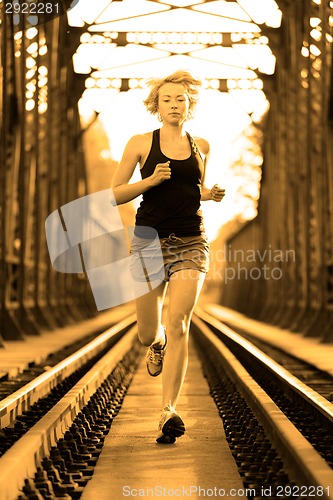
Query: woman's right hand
150 161 171 186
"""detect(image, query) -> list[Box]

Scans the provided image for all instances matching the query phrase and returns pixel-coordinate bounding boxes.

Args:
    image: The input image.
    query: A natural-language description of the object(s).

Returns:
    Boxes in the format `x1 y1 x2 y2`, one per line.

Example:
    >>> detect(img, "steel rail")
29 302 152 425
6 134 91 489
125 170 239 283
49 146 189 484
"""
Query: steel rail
0 323 138 500
195 307 333 423
192 313 333 499
0 313 136 430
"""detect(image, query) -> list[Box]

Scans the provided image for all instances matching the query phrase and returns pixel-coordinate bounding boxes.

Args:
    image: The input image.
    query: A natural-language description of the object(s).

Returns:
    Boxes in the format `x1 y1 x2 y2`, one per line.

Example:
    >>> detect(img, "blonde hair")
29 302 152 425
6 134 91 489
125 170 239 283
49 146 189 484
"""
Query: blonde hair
144 70 202 119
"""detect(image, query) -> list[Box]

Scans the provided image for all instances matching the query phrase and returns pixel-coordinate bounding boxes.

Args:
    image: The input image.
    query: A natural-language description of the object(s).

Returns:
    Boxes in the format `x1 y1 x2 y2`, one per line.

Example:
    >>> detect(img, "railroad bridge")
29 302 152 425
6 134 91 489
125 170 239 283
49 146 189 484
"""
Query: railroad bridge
1 1 333 499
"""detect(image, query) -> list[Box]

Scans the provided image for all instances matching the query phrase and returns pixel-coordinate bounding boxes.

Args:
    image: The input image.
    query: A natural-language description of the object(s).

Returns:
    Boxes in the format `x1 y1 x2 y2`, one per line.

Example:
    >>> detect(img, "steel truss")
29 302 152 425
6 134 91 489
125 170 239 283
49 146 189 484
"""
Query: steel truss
0 9 95 340
222 0 333 340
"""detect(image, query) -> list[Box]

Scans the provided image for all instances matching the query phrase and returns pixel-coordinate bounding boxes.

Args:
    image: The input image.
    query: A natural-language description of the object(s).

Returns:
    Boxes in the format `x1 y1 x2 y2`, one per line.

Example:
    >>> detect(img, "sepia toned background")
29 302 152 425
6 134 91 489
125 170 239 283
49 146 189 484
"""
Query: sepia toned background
0 0 332 340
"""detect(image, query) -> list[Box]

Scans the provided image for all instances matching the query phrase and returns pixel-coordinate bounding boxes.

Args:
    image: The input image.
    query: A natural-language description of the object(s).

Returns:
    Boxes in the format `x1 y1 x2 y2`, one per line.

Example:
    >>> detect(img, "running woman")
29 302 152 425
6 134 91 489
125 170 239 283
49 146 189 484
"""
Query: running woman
111 70 225 443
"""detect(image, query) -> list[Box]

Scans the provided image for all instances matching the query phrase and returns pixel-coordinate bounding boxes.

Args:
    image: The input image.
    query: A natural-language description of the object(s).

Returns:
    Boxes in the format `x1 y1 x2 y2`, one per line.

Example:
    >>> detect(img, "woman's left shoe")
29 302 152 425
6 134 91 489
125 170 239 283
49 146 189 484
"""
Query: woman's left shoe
156 404 185 444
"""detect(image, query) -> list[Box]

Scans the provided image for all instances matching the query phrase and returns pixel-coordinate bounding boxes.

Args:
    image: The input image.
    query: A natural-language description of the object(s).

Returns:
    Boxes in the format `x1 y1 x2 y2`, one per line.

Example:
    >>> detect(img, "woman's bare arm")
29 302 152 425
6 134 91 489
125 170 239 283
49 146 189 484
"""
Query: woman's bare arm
111 135 152 205
196 138 225 202
197 138 213 201
111 134 171 205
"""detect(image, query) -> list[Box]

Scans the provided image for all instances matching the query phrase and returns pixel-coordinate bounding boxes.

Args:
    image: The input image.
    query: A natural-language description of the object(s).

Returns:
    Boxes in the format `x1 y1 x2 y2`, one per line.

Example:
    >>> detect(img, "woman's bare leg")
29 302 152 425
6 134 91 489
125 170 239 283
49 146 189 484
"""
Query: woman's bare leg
162 269 206 409
135 281 168 347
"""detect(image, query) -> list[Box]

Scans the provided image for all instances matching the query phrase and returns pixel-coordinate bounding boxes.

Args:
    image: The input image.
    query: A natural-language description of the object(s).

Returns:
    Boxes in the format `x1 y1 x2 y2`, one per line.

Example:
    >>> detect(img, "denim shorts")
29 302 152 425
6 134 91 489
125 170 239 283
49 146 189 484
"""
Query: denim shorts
130 232 210 283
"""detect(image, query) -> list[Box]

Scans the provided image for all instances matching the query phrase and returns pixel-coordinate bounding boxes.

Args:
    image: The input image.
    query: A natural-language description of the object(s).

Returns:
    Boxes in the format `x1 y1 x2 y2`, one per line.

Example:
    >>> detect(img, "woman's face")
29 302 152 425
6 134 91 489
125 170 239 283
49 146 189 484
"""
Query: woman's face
157 83 189 125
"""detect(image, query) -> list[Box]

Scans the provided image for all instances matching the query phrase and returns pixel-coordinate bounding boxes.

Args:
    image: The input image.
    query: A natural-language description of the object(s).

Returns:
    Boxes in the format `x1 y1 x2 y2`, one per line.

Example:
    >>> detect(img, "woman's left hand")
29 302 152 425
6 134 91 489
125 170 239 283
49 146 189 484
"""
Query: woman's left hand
210 184 225 202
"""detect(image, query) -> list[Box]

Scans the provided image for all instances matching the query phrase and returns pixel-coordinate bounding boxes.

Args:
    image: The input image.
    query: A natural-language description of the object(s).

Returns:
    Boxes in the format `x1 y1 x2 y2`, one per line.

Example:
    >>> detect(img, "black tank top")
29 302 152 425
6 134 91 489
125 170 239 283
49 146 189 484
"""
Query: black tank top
135 129 205 238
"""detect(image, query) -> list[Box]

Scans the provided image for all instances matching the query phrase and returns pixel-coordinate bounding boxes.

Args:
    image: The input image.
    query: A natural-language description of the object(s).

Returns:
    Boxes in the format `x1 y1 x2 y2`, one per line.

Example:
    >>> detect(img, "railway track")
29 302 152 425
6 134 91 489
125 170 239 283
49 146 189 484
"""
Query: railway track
1 309 333 499
193 308 333 499
0 314 139 499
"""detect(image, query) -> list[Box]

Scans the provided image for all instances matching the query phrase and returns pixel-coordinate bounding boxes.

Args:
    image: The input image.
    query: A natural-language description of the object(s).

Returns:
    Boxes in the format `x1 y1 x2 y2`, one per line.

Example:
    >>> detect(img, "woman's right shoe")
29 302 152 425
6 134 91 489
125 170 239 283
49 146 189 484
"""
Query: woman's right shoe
146 332 167 377
156 404 185 444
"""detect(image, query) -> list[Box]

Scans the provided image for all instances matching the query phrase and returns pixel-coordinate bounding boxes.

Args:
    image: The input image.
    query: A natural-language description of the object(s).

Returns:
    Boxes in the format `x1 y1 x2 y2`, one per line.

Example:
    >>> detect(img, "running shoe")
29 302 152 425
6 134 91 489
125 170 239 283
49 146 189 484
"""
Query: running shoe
156 404 185 444
146 332 167 377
